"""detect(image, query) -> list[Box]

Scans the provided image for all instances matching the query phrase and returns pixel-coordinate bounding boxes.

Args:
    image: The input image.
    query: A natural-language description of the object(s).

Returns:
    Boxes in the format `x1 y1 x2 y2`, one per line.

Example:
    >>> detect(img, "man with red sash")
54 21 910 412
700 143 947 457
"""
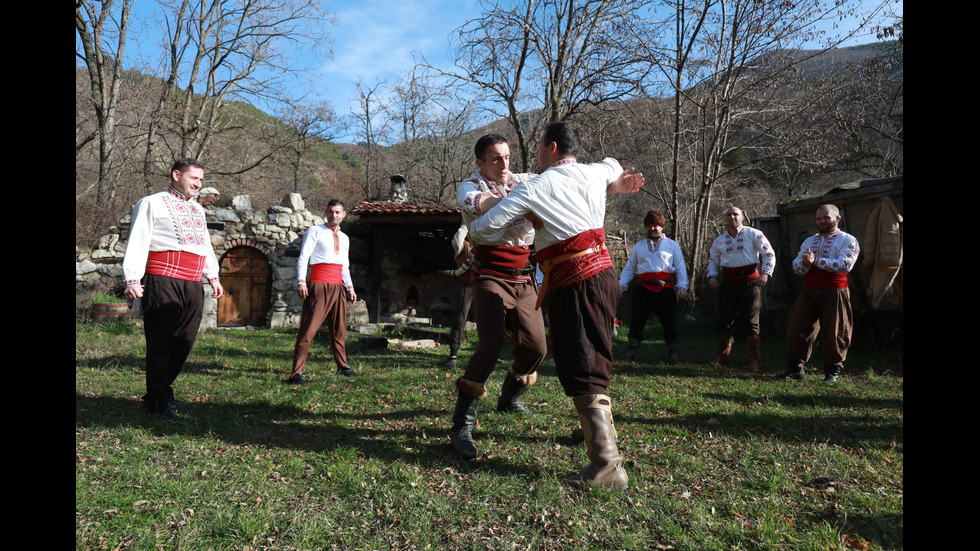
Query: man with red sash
470 122 644 489
449 134 547 460
123 158 224 420
778 204 860 384
706 207 776 372
289 199 358 384
618 209 689 364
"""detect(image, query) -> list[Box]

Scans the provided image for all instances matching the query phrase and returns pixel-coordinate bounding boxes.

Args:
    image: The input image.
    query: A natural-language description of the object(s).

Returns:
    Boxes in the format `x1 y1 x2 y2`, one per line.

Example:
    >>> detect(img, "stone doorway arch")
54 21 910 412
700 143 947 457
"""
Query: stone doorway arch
218 245 271 326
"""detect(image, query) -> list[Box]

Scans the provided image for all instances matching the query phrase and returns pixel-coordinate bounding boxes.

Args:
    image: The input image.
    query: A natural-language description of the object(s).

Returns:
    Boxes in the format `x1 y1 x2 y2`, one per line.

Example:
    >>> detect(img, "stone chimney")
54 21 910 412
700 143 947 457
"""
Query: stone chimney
389 174 409 203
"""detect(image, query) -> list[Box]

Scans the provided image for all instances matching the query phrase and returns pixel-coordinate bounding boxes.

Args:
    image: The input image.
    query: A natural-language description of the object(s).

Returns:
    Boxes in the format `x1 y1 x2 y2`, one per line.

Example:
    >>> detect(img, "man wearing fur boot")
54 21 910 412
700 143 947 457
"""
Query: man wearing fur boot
471 122 644 489
450 134 548 459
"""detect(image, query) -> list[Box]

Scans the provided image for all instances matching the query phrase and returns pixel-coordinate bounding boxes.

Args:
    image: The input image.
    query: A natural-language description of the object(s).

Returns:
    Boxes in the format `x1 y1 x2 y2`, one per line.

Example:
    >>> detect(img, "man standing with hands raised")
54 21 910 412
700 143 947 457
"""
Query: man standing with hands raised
778 204 860 384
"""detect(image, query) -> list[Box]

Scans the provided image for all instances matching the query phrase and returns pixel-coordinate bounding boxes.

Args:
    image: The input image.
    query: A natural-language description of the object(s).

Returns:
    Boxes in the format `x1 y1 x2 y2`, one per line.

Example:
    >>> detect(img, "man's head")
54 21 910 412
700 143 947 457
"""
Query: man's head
644 209 666 239
723 206 744 230
536 122 580 170
170 158 205 198
474 134 511 184
816 204 841 235
326 199 346 228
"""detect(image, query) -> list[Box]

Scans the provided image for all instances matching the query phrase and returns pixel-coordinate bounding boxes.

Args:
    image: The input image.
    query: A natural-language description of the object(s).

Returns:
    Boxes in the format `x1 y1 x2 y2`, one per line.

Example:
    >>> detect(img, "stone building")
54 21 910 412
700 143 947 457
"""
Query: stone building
77 190 466 331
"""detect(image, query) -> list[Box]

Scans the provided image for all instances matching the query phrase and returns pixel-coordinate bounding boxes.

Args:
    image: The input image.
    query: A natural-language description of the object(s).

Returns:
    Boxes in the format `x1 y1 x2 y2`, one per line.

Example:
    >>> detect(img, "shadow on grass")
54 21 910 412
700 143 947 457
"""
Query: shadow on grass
621 394 902 452
75 392 542 478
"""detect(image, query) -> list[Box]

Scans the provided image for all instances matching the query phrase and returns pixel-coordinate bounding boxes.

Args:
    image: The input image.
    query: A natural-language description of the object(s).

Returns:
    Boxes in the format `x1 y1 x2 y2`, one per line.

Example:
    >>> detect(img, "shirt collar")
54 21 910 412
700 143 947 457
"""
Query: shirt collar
167 185 188 201
548 158 577 169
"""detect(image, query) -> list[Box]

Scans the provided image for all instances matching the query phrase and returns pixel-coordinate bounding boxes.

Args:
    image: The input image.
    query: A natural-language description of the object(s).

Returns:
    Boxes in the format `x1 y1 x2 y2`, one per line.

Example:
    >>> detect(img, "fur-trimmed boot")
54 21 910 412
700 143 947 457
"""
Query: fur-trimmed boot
713 332 733 365
746 335 761 372
450 378 485 459
566 394 628 490
496 369 536 415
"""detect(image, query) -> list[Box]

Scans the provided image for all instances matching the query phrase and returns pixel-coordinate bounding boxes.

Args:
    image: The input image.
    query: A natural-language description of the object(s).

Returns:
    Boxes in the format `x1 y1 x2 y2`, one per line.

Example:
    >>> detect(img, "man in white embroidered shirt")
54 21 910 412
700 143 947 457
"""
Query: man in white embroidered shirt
289 199 358 384
706 206 775 372
449 134 547 460
777 204 860 384
618 209 689 364
470 122 644 490
123 158 224 420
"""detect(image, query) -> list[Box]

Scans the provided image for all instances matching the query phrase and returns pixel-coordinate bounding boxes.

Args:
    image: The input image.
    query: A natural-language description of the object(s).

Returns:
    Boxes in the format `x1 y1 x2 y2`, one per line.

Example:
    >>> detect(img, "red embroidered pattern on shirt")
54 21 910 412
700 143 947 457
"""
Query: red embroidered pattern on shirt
163 193 208 246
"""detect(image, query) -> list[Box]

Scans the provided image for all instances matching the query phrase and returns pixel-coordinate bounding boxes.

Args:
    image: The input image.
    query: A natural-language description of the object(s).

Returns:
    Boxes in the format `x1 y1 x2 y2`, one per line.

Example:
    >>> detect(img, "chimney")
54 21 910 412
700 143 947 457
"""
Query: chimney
389 174 409 203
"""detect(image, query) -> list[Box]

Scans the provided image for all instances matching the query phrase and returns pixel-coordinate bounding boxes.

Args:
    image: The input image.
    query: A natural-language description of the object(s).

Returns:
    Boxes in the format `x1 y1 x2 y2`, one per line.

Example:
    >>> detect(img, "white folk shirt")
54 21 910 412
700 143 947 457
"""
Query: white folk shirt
706 225 776 279
457 170 535 247
792 229 860 275
469 158 622 250
123 187 220 286
296 224 353 288
619 237 689 293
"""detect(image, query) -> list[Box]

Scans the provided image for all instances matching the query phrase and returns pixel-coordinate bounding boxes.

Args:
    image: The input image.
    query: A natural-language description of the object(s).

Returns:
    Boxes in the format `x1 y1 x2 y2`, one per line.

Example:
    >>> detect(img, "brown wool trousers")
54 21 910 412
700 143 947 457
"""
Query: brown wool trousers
291 282 348 377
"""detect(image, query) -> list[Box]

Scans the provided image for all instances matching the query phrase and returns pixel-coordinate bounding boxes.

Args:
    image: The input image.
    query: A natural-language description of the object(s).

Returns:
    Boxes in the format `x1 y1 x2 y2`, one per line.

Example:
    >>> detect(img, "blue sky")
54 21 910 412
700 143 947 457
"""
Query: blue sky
115 0 901 142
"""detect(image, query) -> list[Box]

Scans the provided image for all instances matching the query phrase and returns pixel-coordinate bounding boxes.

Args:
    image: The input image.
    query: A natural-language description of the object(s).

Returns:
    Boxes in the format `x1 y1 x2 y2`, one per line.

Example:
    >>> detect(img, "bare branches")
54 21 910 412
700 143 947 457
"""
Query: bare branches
435 0 653 171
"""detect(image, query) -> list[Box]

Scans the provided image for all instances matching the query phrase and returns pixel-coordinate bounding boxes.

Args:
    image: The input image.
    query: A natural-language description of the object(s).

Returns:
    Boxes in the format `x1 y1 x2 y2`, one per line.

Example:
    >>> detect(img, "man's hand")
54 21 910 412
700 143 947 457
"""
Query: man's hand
479 193 502 213
801 248 815 268
124 285 143 300
297 282 309 300
708 277 719 290
755 274 770 288
608 167 645 195
677 288 688 300
525 211 544 230
211 281 225 298
348 287 358 304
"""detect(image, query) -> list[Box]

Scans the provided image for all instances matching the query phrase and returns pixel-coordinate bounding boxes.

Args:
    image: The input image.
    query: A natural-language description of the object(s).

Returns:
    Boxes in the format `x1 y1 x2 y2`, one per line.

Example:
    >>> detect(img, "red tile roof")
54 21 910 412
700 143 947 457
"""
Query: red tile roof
352 199 459 216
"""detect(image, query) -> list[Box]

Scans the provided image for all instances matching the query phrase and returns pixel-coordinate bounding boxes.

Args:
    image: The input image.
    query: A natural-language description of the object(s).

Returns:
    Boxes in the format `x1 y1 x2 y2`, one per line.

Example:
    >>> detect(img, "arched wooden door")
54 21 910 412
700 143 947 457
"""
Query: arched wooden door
218 246 271 326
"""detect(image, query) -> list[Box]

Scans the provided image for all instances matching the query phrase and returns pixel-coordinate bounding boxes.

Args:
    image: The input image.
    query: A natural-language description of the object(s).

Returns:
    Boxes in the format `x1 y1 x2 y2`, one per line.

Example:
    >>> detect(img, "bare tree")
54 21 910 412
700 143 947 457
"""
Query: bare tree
139 0 335 185
276 100 341 193
436 0 652 172
76 0 133 205
389 67 475 204
350 78 393 200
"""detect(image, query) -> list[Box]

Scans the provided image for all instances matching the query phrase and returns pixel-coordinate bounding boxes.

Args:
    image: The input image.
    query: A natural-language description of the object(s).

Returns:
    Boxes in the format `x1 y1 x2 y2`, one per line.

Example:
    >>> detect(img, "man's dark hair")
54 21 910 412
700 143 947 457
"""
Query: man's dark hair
541 122 580 157
327 199 345 210
171 157 203 173
474 134 508 161
644 209 666 228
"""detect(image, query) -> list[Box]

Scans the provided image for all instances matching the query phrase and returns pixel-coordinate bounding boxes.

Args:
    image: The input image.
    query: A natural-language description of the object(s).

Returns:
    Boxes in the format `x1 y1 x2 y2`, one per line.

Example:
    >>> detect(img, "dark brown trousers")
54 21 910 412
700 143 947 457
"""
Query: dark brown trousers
141 274 204 413
549 269 621 397
787 287 853 368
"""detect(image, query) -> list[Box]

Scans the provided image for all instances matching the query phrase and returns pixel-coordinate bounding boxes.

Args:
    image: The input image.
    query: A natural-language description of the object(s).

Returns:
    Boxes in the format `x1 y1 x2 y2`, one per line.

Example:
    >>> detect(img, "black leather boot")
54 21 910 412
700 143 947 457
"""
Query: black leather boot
450 378 485 459
775 361 805 380
496 371 535 415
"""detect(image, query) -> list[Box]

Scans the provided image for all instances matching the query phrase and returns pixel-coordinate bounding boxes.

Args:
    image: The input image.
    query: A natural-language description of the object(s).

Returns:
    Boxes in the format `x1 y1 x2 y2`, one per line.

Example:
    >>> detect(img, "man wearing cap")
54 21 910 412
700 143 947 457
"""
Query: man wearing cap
288 199 358 384
448 134 547 460
777 204 860 384
619 209 689 364
123 158 224 420
470 121 644 490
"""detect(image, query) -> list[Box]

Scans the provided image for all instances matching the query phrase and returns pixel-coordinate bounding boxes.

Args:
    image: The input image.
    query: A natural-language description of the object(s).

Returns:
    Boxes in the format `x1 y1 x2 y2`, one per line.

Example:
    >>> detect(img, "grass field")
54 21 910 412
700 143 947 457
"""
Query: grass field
76 314 903 550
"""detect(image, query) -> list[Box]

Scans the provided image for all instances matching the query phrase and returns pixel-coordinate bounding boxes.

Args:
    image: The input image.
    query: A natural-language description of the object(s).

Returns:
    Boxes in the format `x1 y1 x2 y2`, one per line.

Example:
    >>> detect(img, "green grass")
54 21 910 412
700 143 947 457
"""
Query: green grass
76 316 903 550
